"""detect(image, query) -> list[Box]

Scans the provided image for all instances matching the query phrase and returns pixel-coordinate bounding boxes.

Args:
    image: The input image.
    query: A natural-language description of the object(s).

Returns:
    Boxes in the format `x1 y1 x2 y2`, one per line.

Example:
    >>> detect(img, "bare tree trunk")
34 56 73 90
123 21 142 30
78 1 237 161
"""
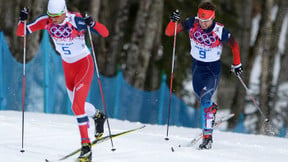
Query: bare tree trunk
94 0 113 74
240 0 266 134
124 0 151 89
278 15 288 83
142 0 164 90
271 0 288 135
104 0 131 76
26 0 46 61
124 0 163 90
90 0 101 20
1 0 22 61
0 0 46 62
270 0 288 135
259 0 274 134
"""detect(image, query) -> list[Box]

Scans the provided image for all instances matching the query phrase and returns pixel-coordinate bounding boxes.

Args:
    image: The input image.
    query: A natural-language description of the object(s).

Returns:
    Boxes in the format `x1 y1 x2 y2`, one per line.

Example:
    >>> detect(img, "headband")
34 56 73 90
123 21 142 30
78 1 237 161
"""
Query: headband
197 8 215 21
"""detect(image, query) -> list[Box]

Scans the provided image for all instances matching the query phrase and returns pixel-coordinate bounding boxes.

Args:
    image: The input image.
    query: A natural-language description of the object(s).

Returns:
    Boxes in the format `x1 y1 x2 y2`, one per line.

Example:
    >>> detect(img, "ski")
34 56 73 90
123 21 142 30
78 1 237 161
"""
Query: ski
171 113 235 152
45 125 145 162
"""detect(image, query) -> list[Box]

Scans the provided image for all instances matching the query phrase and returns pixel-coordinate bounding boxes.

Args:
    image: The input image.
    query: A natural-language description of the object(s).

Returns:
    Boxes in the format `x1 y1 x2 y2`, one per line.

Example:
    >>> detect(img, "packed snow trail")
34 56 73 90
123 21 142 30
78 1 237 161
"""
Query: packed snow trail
0 111 287 162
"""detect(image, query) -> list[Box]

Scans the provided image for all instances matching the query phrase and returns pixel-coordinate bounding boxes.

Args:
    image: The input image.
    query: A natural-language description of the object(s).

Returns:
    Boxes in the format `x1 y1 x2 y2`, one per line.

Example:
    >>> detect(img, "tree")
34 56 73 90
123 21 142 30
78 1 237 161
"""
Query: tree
124 0 164 90
104 0 131 76
270 0 288 135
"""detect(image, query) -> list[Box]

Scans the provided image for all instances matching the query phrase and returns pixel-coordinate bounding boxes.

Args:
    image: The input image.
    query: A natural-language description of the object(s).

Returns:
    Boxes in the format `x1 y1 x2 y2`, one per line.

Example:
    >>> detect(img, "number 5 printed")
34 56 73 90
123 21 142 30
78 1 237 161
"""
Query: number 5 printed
199 50 206 59
62 47 71 55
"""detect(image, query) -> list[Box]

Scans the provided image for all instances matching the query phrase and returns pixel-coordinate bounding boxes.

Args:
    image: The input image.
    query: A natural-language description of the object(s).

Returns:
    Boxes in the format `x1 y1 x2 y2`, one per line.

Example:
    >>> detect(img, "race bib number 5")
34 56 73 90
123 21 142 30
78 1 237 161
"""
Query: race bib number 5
62 47 71 55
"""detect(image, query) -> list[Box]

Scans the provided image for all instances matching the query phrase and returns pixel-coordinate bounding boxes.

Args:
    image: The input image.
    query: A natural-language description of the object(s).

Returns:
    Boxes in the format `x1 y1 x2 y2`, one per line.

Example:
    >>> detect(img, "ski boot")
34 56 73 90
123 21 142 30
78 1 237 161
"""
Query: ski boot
199 134 213 150
93 111 106 139
77 143 92 162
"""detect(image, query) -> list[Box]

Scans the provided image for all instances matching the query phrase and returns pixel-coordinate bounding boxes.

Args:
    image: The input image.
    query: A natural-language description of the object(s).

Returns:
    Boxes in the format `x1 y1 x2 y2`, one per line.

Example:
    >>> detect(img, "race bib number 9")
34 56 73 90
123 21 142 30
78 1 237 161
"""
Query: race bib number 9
199 50 206 59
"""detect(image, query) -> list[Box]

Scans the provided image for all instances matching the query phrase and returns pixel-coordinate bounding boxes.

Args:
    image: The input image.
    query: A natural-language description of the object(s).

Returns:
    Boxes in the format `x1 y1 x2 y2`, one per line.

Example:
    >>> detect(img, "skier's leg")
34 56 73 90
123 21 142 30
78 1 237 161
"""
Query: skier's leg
84 102 96 117
84 102 106 139
198 84 217 149
200 88 218 135
63 56 94 161
192 60 221 149
64 72 91 144
192 62 215 133
68 86 106 139
66 90 98 119
66 87 91 144
72 56 94 161
72 86 91 144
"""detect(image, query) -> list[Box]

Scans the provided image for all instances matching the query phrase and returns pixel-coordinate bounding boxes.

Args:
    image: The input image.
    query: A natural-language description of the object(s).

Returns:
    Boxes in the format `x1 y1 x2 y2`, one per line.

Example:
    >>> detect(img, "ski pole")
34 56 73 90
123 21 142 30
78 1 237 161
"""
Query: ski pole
85 14 116 151
165 12 178 140
235 74 269 122
20 19 27 153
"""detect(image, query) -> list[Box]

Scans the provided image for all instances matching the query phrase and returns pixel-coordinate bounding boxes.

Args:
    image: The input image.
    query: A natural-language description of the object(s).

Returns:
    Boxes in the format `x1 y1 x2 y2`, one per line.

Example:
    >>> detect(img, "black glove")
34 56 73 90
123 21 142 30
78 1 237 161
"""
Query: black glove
19 7 29 22
170 10 180 22
231 64 243 76
84 16 96 27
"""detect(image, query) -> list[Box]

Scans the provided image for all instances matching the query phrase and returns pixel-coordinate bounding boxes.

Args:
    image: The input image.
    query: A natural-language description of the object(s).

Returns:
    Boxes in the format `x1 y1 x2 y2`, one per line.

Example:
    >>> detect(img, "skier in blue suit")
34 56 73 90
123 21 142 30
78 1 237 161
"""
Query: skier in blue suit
165 1 243 149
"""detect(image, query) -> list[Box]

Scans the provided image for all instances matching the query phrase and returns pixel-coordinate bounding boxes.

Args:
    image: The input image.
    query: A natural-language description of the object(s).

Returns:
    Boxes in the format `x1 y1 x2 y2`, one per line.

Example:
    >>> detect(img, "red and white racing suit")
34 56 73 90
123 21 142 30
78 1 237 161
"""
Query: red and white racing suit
17 12 109 143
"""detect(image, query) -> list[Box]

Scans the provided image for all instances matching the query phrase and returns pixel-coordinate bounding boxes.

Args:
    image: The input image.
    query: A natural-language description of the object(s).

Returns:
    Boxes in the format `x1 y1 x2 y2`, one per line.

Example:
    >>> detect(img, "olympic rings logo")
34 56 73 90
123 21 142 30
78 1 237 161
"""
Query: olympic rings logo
193 31 216 46
50 25 73 38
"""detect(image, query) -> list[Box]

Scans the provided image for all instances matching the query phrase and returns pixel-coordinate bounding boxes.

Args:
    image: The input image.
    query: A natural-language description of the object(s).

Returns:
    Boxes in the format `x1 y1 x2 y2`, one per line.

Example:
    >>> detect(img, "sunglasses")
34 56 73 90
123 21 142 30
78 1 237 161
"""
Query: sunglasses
47 11 64 18
197 13 215 22
198 17 213 22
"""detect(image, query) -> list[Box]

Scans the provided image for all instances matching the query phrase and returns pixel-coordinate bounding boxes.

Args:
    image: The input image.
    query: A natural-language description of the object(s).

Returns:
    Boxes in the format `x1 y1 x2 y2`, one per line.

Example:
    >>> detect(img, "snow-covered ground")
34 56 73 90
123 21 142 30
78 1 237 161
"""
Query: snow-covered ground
0 111 287 162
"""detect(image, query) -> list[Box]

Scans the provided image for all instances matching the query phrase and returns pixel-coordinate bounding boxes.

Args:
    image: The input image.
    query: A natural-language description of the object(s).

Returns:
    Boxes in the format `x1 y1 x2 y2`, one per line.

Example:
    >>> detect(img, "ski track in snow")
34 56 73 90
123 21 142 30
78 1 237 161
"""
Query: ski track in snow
0 111 288 162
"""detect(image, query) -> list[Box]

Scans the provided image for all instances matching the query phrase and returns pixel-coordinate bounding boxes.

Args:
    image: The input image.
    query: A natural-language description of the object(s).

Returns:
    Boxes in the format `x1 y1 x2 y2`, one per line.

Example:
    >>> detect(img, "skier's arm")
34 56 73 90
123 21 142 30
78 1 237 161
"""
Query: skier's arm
165 21 184 36
76 15 109 38
221 28 241 66
165 16 195 36
17 14 49 37
227 36 241 66
91 22 109 38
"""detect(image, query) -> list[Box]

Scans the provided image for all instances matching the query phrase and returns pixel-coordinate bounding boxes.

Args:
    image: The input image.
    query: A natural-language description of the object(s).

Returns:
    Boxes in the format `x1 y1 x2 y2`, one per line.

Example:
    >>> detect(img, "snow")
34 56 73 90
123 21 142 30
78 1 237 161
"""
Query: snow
250 14 261 46
0 111 287 162
278 13 288 54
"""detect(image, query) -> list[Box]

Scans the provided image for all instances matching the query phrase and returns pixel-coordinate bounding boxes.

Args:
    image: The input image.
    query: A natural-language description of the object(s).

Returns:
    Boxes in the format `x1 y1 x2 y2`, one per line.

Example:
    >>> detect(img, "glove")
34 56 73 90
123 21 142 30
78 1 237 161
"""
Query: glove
19 7 29 22
170 10 180 22
231 64 243 76
84 16 96 27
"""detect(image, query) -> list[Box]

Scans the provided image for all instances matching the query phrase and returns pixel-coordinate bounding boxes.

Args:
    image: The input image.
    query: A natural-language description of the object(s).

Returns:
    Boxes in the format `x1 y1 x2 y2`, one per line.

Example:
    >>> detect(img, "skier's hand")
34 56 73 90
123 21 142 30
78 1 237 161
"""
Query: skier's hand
19 7 29 22
231 64 243 76
170 10 180 22
84 16 96 27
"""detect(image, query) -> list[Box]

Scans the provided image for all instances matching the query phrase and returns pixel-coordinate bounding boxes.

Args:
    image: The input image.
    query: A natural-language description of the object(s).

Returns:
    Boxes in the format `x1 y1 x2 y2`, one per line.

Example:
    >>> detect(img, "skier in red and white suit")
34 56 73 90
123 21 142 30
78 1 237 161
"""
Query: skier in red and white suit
17 0 107 160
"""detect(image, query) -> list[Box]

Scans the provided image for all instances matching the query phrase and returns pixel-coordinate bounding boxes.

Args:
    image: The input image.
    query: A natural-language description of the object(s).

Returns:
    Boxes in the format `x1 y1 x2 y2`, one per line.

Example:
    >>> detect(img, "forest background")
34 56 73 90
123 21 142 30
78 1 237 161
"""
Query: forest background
0 0 287 136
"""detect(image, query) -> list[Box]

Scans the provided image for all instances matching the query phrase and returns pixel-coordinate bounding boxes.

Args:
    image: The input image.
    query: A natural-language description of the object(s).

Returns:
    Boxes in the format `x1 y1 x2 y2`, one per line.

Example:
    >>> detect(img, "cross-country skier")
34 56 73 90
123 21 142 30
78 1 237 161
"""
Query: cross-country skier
165 2 243 149
17 0 108 161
